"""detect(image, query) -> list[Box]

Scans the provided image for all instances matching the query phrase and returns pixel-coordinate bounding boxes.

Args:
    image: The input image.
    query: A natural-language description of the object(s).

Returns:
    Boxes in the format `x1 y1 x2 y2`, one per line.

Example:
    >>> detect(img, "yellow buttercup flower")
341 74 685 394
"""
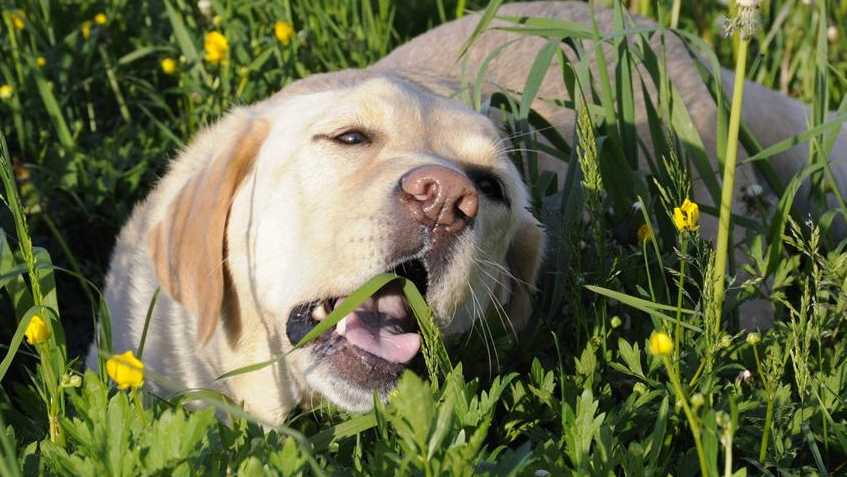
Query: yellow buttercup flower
94 13 107 25
10 10 25 30
160 57 177 74
204 31 228 63
274 21 295 45
0 84 12 101
637 224 652 243
672 198 699 232
106 350 144 389
82 21 91 40
36 56 46 68
25 315 51 345
649 332 673 356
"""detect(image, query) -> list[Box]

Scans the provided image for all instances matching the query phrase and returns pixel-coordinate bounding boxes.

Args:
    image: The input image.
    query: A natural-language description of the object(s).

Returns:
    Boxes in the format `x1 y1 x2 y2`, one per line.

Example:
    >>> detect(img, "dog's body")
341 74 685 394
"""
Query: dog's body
88 2 846 423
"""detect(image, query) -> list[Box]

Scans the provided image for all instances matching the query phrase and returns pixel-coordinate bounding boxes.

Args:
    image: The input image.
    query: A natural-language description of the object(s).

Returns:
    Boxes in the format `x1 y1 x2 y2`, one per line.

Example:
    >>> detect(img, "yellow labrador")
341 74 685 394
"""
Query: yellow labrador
88 1 845 423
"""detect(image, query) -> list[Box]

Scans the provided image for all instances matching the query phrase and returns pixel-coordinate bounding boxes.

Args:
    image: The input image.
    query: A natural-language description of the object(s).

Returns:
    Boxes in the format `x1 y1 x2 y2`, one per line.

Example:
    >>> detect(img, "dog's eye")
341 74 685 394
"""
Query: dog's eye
333 130 369 145
469 172 507 204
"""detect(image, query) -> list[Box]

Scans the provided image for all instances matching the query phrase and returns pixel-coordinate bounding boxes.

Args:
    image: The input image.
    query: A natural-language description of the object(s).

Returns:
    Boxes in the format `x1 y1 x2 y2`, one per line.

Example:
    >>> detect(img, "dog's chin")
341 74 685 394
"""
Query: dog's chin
299 347 406 413
285 258 429 411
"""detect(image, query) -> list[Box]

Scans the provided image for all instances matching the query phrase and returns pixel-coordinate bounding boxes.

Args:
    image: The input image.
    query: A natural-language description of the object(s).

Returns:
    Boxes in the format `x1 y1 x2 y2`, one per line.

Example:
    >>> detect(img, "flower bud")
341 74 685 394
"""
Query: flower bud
745 332 760 346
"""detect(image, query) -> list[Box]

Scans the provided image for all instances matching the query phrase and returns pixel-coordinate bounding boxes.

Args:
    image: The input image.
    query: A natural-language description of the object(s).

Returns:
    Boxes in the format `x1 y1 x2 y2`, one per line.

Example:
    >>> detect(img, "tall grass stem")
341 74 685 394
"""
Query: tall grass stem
752 343 773 462
662 356 709 477
712 38 750 332
674 238 688 375
670 0 681 28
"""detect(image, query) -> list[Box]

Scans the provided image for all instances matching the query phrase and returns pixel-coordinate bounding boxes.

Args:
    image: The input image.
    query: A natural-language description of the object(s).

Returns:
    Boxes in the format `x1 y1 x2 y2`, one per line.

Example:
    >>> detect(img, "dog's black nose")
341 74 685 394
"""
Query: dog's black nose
399 165 478 234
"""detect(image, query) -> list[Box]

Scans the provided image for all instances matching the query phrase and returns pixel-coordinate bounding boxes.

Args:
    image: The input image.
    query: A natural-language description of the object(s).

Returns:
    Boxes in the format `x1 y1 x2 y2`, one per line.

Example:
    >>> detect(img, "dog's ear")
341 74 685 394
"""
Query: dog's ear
149 119 269 346
505 213 545 331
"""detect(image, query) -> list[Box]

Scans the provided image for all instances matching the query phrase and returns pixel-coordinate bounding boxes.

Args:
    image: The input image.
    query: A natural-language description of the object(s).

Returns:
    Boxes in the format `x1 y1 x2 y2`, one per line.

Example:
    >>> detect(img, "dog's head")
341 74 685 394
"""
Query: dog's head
149 71 544 413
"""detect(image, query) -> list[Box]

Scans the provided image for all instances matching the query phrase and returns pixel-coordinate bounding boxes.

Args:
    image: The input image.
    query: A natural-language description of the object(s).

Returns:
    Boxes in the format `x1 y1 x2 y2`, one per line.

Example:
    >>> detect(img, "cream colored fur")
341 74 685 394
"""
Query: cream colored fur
88 1 846 422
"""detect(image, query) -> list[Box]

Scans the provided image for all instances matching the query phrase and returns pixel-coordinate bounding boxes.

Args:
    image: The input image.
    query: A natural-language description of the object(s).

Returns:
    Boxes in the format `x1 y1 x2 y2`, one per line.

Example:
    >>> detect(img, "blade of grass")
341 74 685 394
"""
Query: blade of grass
585 285 703 332
135 288 160 360
310 413 378 452
217 273 449 380
455 0 505 64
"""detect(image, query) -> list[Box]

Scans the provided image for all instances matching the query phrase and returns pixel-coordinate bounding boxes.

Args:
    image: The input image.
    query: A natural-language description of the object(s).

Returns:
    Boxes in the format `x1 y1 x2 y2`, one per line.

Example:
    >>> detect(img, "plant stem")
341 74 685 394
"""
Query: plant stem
132 389 147 426
752 343 773 462
670 0 681 28
674 238 689 376
38 343 63 445
663 356 709 477
688 359 706 388
759 396 774 463
712 37 750 334
642 239 656 301
724 427 733 477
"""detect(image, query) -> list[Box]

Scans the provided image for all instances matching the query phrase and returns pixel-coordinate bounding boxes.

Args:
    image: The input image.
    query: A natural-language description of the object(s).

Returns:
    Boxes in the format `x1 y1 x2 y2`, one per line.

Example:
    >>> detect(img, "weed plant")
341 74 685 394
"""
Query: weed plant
2 0 847 475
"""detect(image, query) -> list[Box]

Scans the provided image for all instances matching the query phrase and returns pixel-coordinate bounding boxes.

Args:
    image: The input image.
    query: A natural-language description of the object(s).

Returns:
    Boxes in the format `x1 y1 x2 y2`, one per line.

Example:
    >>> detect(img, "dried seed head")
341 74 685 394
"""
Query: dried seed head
724 0 763 40
735 369 754 387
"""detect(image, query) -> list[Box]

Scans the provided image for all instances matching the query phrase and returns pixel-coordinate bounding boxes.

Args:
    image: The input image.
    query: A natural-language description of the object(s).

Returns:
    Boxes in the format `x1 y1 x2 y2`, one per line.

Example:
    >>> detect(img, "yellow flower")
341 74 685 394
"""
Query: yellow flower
10 10 25 30
204 31 228 64
274 21 295 45
82 21 91 40
0 84 12 101
672 198 699 232
160 57 177 75
94 13 107 25
35 56 46 68
649 332 673 356
637 224 652 243
25 315 50 345
106 350 144 390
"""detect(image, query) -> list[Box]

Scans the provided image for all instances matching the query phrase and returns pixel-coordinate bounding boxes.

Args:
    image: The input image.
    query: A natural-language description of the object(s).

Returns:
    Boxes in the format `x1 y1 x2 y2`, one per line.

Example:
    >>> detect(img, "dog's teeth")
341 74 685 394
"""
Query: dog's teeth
312 304 327 320
336 317 347 336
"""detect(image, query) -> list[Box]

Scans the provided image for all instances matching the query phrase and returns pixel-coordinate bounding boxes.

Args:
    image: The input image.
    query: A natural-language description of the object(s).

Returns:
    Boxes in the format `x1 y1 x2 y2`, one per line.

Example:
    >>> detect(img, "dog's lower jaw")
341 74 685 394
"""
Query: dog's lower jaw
299 355 397 413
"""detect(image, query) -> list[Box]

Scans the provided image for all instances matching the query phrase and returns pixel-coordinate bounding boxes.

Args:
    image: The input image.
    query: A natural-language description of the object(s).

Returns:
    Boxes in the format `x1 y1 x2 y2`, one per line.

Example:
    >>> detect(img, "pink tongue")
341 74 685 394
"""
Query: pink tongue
336 287 421 364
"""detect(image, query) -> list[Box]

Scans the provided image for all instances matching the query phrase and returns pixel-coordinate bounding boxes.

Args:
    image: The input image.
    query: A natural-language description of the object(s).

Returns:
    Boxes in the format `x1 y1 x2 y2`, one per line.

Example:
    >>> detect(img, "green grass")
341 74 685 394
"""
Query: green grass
2 0 847 475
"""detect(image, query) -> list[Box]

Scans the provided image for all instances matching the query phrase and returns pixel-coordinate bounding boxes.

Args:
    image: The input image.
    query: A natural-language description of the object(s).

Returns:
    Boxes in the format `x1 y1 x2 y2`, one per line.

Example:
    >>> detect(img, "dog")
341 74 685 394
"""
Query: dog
87 1 846 423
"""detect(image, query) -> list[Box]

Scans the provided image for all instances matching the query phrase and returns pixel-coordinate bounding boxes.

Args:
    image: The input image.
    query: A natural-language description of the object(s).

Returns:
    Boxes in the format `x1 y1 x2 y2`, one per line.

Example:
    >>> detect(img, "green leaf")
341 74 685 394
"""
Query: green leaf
585 285 703 332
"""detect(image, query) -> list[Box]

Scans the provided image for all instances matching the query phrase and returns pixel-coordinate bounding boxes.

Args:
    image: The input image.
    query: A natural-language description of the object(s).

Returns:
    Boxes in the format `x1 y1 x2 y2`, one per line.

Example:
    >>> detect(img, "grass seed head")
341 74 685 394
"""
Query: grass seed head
724 0 763 40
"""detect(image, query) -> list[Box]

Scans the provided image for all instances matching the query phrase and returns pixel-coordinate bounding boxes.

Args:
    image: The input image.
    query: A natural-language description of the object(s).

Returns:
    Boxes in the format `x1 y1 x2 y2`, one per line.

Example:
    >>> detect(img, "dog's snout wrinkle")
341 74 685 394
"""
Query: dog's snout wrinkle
400 165 478 234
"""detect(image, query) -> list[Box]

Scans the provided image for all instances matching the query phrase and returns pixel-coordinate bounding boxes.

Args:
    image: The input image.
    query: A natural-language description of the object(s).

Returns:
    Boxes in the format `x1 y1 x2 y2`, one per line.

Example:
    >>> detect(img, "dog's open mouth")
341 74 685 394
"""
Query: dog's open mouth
286 258 429 383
